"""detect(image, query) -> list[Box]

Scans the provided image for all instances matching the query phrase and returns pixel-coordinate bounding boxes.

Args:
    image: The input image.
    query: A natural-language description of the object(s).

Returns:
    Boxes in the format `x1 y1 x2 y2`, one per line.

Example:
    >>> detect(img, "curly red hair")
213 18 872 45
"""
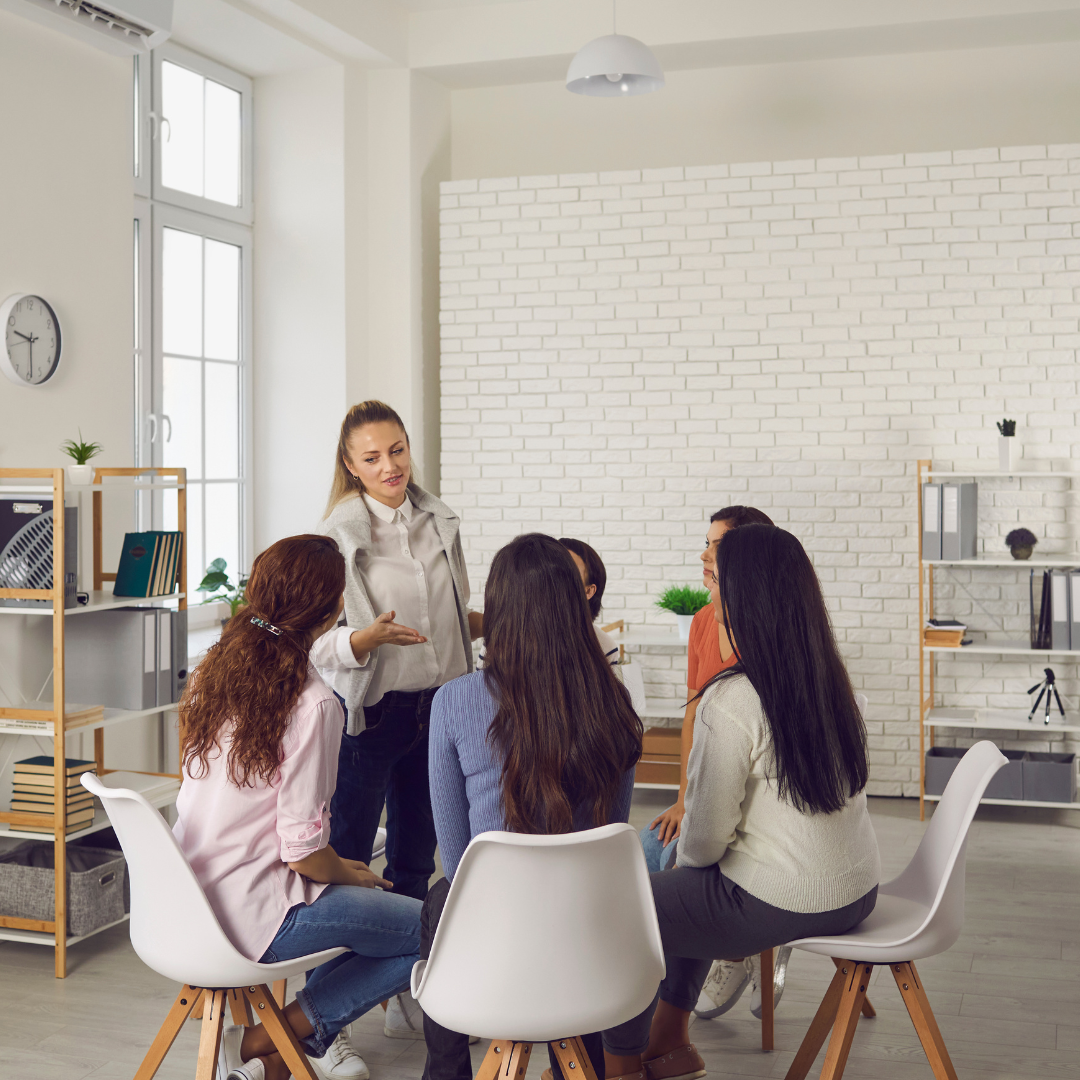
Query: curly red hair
179 534 345 788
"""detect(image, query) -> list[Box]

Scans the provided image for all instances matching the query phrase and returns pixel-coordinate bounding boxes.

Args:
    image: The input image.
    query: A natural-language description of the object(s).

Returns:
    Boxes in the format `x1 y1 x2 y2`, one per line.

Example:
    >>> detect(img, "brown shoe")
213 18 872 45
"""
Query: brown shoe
643 1045 706 1080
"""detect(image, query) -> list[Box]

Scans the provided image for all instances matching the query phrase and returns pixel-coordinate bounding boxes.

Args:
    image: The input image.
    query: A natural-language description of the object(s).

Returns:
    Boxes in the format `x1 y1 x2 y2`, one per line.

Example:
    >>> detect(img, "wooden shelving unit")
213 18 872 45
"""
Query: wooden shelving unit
0 466 186 977
916 459 1080 820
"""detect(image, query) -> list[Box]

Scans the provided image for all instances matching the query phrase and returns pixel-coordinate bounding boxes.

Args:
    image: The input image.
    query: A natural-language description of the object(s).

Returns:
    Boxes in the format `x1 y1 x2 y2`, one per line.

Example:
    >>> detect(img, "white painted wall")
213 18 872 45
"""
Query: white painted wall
439 146 1080 797
450 41 1080 181
253 65 348 542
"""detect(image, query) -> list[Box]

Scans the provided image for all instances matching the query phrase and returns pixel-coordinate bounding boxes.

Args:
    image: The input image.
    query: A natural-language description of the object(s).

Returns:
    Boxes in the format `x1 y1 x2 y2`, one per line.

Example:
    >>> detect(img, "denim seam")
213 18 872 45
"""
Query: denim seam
295 984 329 1058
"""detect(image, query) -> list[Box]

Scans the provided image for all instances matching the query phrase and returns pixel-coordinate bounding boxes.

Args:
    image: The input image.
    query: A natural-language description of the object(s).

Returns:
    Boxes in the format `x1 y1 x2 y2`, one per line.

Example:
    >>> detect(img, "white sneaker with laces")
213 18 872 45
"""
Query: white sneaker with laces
693 959 749 1019
218 1024 264 1080
384 992 426 1040
309 1028 370 1080
226 1064 265 1080
748 945 793 1019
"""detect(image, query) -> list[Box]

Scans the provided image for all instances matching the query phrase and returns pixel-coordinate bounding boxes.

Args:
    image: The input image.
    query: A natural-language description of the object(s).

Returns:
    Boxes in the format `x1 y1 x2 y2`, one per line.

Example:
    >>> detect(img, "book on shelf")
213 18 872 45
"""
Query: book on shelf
0 702 105 731
924 619 966 647
11 788 94 809
113 531 182 598
13 755 96 778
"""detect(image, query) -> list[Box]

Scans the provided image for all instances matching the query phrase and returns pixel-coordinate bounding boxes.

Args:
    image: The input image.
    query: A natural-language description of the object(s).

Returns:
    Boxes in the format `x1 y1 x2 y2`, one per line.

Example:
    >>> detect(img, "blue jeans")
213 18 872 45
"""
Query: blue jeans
330 688 439 901
260 884 422 1057
640 810 678 874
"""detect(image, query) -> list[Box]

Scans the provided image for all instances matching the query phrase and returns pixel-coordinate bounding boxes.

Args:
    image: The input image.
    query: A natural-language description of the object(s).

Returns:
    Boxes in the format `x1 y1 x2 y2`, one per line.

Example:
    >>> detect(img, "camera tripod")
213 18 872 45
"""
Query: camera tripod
1027 667 1066 726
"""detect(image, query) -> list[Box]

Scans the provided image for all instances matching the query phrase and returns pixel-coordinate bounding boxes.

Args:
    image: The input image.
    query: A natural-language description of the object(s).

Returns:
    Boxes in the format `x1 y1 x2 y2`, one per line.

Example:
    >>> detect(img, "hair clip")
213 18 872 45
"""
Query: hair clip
250 616 283 636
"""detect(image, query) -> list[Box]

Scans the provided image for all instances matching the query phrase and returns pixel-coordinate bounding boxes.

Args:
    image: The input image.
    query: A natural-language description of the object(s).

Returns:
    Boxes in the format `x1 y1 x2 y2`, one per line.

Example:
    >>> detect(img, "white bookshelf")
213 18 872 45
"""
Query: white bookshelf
0 589 185 618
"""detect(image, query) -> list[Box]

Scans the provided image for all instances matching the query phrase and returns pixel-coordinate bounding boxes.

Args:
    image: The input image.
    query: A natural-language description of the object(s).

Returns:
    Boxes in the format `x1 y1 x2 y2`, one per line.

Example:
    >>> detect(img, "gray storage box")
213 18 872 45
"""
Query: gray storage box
924 747 966 796
1022 752 1077 804
0 842 126 936
984 749 1025 800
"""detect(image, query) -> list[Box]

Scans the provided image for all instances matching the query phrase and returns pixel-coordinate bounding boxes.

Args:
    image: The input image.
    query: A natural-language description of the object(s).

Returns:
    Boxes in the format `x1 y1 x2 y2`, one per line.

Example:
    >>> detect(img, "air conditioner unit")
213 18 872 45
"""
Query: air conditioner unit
3 0 172 54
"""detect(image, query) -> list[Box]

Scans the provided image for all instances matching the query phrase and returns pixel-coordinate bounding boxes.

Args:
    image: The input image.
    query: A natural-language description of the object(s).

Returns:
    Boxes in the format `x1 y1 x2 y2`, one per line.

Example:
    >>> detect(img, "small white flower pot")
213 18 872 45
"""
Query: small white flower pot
66 463 94 487
675 613 695 641
998 436 1016 473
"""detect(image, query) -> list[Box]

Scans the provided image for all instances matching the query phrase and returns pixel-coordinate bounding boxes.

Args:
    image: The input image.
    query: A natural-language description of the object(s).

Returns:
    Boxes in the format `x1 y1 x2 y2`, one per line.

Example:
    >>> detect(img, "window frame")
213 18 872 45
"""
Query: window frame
150 202 254 578
151 42 254 226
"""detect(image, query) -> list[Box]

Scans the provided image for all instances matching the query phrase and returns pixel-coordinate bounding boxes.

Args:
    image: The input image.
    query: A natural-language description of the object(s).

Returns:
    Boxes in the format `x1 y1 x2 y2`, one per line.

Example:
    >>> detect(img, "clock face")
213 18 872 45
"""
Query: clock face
2 294 62 386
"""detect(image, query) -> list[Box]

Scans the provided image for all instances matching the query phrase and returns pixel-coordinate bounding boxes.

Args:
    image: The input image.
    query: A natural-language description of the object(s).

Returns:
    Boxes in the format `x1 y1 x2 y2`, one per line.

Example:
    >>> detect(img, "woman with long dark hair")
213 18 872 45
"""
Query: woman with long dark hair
603 525 879 1080
421 532 643 1080
174 535 422 1080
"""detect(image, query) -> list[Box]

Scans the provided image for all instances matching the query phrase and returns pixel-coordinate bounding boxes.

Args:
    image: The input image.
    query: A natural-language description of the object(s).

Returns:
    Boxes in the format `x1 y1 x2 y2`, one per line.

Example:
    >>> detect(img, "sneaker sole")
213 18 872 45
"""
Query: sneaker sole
383 1025 426 1041
693 973 749 1019
309 1061 370 1080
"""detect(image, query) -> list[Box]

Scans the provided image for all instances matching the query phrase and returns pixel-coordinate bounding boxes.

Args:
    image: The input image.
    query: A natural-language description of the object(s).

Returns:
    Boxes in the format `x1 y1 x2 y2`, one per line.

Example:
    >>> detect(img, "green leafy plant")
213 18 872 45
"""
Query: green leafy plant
996 418 1016 436
655 584 712 617
197 558 249 617
1005 528 1037 549
59 430 104 465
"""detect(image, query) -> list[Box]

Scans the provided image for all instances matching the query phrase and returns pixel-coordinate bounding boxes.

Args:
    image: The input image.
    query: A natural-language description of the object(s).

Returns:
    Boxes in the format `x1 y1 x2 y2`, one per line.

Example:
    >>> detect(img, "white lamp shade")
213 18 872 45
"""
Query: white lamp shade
566 34 664 96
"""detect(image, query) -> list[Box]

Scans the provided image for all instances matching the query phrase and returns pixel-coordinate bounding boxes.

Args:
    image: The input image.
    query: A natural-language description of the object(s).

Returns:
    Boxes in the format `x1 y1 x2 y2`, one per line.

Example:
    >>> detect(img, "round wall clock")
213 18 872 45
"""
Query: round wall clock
1 293 62 387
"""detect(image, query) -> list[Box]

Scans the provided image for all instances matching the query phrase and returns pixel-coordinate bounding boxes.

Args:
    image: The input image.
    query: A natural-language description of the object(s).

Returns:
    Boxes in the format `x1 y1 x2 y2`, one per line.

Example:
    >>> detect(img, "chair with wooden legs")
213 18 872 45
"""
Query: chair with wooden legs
411 824 666 1080
782 741 1007 1080
82 774 346 1080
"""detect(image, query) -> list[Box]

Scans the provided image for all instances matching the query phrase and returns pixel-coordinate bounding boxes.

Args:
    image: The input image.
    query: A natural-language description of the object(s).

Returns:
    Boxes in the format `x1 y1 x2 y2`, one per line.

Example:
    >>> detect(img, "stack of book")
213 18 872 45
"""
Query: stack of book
10 756 97 834
113 530 183 598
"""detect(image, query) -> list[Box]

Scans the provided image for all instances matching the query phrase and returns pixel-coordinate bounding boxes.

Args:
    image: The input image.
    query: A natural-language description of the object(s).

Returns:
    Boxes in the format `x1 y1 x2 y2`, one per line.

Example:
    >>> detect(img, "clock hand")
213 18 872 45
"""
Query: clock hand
12 330 31 342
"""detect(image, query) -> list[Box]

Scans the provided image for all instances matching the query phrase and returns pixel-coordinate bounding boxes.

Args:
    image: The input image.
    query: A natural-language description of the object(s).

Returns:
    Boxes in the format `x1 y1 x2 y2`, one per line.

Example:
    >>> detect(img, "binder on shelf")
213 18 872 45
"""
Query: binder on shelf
1071 571 1080 653
1031 570 1053 650
922 483 942 560
940 482 978 561
170 608 189 704
156 608 172 705
1050 569 1071 650
113 530 182 598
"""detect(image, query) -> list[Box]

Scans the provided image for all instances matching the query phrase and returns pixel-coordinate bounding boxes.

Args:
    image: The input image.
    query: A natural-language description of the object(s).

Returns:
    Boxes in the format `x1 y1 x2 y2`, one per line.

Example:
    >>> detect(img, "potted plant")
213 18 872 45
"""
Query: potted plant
656 584 712 641
996 418 1017 472
59 431 103 486
196 558 249 626
1005 527 1038 561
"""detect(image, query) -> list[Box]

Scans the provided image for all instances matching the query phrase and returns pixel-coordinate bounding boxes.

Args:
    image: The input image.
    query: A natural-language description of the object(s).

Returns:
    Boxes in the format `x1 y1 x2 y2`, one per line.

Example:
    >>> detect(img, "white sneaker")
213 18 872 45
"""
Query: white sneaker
693 959 749 1018
218 1024 264 1080
748 946 792 1019
383 992 426 1040
309 1028 370 1080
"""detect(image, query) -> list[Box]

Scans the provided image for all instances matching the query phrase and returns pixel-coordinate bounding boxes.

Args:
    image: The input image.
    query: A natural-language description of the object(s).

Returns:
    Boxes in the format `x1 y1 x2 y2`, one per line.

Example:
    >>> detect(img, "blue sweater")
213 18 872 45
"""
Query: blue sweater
429 670 636 881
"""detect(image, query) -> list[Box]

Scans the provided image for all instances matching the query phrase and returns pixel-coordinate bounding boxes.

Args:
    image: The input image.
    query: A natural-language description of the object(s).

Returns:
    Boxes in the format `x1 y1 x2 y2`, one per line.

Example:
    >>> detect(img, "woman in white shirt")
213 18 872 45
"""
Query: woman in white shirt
318 400 482 919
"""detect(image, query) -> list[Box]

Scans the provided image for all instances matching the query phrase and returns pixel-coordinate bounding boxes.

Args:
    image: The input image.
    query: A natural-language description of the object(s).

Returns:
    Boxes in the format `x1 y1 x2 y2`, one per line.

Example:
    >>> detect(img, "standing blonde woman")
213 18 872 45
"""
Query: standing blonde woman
316 401 481 925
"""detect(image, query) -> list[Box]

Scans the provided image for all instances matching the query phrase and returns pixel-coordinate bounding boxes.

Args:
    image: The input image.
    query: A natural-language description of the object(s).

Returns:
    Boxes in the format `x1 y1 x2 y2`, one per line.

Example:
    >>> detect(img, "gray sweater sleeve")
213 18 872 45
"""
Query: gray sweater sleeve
677 690 754 868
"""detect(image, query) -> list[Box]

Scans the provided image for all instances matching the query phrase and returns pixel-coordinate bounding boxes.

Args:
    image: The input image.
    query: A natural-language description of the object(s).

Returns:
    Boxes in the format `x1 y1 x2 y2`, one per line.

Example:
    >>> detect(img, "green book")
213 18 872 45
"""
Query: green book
113 531 181 597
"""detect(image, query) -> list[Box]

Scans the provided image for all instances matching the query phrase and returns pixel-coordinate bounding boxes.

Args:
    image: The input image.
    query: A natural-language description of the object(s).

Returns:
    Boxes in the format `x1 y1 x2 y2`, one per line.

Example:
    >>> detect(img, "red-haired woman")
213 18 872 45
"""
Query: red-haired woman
173 535 422 1080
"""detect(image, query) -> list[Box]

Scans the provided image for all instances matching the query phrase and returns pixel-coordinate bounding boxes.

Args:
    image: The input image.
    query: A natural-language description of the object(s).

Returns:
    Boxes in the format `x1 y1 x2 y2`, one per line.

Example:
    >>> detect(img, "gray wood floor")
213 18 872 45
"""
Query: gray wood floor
1 793 1076 1080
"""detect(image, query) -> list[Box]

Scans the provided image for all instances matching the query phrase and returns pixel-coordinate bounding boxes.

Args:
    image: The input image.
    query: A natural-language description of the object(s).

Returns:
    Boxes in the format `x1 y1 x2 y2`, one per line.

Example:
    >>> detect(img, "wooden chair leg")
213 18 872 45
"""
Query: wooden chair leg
228 986 254 1026
501 1040 532 1080
551 1036 597 1080
840 958 876 1018
783 964 847 1080
890 962 959 1080
760 947 774 1052
195 988 228 1080
134 985 203 1080
187 988 206 1021
475 1040 514 1080
272 977 287 1007
244 983 320 1080
819 960 872 1080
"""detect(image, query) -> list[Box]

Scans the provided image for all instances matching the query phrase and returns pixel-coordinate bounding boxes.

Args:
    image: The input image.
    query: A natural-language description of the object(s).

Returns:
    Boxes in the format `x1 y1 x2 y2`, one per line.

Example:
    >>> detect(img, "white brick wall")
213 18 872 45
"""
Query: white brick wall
439 146 1080 797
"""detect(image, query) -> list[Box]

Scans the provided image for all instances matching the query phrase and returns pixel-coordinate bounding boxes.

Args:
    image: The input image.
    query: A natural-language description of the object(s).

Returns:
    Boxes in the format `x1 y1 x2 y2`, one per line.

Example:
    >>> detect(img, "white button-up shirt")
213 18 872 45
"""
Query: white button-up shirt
336 491 469 707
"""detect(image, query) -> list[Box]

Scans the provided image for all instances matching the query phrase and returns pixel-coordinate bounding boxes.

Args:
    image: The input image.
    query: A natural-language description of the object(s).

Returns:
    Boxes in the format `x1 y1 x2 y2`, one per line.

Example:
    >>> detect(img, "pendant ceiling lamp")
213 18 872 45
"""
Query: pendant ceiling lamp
566 1 664 97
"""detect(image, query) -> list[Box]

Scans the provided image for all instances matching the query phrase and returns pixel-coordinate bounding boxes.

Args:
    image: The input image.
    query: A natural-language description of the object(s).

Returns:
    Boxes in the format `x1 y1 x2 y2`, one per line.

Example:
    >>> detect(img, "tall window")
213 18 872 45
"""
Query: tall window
134 45 252 591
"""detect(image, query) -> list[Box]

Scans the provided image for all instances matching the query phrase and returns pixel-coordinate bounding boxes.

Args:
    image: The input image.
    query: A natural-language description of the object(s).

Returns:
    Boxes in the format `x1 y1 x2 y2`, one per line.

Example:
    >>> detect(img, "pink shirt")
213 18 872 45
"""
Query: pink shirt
173 666 342 961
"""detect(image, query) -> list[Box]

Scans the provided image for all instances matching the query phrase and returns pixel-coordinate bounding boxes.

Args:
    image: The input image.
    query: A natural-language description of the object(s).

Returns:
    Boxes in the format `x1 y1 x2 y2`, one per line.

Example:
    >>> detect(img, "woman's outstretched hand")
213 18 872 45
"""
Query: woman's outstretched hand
288 845 393 889
340 858 393 890
349 611 427 659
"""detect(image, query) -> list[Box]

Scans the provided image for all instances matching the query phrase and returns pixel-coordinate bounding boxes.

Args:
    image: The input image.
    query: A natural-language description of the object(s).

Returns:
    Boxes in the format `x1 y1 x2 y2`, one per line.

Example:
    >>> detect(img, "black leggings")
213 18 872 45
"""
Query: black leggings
420 877 605 1080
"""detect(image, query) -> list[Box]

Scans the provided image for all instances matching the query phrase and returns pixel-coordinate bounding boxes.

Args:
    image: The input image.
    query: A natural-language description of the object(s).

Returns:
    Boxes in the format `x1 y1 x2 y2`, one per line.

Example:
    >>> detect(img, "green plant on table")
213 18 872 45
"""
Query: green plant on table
655 584 712 616
996 419 1016 436
59 430 104 464
197 558 249 617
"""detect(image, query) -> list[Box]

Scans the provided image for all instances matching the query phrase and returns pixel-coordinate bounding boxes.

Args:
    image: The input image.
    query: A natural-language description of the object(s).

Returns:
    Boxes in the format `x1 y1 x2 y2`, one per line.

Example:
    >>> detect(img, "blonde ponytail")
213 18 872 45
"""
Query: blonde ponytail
324 400 412 518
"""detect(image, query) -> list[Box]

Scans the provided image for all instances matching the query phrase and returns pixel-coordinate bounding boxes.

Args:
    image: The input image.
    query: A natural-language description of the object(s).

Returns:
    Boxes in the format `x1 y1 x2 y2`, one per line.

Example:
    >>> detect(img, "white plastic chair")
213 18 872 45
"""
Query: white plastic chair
782 740 1007 1080
83 773 345 1080
411 823 665 1080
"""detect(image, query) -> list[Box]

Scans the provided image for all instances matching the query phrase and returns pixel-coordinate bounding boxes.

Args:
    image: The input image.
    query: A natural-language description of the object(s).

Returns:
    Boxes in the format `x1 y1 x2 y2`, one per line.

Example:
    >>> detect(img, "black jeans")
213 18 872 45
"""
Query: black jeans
329 688 439 902
420 878 605 1080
